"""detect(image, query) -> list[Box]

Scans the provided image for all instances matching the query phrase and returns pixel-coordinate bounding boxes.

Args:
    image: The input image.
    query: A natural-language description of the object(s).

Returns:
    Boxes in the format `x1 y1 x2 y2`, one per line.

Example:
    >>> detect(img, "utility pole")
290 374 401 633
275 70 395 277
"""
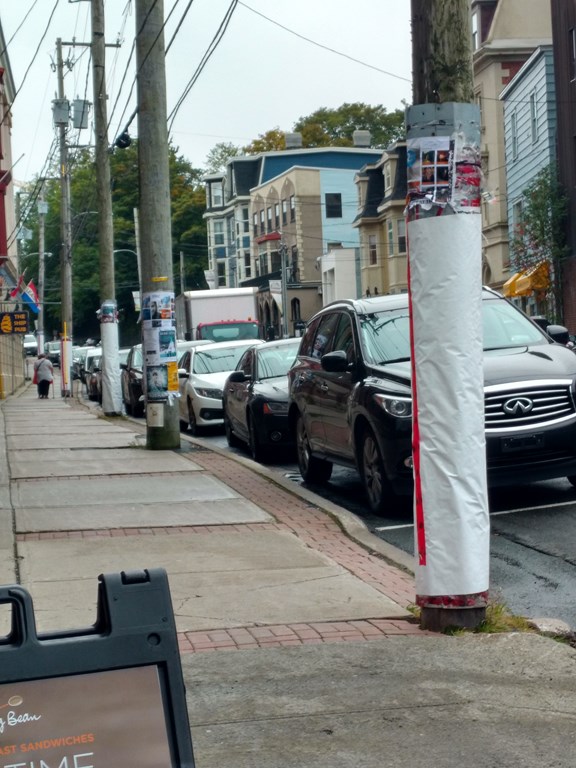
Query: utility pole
408 0 489 631
37 186 47 354
135 0 180 449
90 0 122 415
55 38 74 397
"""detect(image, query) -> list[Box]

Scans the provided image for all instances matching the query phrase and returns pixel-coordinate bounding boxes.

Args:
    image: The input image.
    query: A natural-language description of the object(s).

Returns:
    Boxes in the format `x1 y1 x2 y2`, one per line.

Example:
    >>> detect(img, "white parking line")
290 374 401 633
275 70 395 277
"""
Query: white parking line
374 499 576 531
489 500 576 516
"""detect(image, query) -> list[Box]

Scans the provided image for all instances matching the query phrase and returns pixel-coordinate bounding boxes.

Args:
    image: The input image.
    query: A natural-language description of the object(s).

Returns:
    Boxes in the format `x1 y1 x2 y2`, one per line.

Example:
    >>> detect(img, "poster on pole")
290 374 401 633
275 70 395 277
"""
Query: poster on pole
141 291 179 401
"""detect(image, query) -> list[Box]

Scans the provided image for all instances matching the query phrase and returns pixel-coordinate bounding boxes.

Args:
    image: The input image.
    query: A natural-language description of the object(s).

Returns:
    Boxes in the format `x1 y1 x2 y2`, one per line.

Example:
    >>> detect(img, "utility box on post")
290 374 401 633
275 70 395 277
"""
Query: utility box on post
0 568 195 767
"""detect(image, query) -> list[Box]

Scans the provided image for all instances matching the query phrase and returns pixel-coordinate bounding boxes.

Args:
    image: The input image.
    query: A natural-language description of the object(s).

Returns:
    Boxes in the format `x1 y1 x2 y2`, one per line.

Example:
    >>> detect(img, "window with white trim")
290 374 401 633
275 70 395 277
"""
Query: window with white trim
368 235 378 266
510 112 518 162
387 220 394 257
530 90 538 144
397 219 406 253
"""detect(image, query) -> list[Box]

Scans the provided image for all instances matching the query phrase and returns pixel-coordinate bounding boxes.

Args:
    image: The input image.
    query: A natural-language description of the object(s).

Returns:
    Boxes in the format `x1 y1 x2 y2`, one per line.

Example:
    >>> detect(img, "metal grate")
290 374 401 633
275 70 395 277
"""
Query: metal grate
484 378 576 432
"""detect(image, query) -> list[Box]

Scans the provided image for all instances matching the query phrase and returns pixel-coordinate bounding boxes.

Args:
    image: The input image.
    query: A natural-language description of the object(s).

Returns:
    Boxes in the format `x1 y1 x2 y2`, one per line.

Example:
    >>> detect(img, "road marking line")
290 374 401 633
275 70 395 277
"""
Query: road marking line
375 499 576 531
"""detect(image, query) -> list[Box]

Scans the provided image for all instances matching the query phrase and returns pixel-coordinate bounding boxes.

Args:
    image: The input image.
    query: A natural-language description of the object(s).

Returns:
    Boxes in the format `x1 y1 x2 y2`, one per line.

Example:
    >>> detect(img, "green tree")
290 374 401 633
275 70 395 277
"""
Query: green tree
242 128 286 154
203 142 240 174
21 141 207 346
509 165 569 322
293 102 405 148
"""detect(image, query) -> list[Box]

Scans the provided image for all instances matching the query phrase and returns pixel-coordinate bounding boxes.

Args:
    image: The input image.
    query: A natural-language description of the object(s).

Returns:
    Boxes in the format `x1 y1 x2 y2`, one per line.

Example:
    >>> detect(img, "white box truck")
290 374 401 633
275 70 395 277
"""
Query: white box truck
175 287 261 342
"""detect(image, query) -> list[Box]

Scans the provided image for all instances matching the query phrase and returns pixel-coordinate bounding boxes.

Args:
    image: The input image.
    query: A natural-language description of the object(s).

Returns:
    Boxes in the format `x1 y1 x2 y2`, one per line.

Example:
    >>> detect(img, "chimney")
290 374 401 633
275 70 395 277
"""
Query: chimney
285 132 303 149
353 130 371 147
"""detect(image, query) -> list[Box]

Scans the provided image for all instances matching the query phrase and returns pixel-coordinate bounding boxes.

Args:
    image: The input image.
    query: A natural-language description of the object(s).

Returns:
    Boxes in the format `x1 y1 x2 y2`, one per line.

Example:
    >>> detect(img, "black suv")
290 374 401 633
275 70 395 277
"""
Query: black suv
288 288 576 514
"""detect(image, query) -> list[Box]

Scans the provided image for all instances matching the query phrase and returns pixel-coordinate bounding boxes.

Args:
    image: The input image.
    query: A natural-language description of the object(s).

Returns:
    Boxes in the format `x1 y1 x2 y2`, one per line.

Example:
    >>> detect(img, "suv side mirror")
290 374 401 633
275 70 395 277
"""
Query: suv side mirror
546 324 570 346
321 350 349 373
228 370 248 383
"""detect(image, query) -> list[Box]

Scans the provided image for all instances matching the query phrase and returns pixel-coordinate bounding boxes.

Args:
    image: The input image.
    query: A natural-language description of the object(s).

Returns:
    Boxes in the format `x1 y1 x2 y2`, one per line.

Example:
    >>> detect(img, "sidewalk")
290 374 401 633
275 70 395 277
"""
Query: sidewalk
2 378 576 767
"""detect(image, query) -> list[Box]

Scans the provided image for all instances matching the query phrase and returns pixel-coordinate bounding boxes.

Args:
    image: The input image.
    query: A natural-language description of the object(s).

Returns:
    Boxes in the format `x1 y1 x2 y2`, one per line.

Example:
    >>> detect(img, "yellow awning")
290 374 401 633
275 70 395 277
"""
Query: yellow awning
514 261 550 296
502 271 523 298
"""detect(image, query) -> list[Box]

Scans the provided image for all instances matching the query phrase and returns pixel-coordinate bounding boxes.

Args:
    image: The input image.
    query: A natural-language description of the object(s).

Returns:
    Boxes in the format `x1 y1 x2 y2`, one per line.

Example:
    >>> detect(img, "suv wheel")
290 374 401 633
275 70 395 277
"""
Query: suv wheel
248 413 266 464
224 411 241 448
359 426 391 514
296 413 332 484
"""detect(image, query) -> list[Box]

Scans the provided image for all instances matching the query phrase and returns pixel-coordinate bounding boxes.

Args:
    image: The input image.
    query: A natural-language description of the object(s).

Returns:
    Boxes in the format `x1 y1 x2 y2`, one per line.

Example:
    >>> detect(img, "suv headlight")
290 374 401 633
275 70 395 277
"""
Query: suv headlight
374 393 412 418
194 387 223 399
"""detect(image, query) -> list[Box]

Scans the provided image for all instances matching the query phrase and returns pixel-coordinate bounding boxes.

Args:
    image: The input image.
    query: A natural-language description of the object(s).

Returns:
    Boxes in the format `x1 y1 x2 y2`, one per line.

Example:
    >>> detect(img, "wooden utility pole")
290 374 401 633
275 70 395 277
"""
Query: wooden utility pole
135 0 180 449
56 38 73 397
411 0 474 104
408 0 489 632
91 0 122 415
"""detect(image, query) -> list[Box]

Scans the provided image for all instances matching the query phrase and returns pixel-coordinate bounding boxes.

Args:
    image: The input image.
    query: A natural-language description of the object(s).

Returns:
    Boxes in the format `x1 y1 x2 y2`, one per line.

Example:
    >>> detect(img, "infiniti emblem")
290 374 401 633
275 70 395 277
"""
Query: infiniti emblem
503 397 534 415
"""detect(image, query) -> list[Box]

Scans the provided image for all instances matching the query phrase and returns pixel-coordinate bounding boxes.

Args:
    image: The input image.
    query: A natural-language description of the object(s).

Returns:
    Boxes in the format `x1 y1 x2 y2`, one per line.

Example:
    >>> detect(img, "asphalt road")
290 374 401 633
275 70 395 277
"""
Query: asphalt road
202 430 576 629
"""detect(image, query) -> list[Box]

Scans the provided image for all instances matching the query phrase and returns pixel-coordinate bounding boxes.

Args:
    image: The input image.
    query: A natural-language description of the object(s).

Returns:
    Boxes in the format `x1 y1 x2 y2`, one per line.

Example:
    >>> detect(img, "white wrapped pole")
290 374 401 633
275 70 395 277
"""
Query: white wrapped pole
100 301 122 415
406 103 490 630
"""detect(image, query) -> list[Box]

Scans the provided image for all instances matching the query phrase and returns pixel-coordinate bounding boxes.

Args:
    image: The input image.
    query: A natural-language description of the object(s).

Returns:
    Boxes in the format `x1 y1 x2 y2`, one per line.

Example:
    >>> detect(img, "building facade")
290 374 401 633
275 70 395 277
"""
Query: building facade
353 143 408 297
0 19 26 396
500 46 556 317
204 142 381 337
471 0 552 289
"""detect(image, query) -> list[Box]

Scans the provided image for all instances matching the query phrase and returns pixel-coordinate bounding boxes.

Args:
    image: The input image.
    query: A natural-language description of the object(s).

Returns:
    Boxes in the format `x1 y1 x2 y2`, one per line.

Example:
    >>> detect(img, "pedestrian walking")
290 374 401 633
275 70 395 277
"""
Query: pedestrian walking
33 353 54 399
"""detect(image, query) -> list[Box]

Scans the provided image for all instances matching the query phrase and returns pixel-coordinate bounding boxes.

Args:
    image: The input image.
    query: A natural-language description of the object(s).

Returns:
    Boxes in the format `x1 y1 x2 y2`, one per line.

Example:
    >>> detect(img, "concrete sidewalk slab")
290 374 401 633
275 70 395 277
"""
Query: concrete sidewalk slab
7 431 145 449
16 496 272 531
12 472 243 509
17 530 408 632
5 422 131 435
9 447 201 478
183 634 576 768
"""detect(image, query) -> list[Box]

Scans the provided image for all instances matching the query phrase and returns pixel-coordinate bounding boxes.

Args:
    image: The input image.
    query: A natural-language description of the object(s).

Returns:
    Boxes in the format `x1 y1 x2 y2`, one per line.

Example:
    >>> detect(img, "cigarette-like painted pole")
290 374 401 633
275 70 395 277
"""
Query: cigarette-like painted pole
408 0 490 631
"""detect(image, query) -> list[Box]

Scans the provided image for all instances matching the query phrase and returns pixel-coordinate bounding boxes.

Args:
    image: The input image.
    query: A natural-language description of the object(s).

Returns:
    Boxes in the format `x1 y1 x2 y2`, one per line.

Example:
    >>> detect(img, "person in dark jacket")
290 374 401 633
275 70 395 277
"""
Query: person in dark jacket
34 353 54 398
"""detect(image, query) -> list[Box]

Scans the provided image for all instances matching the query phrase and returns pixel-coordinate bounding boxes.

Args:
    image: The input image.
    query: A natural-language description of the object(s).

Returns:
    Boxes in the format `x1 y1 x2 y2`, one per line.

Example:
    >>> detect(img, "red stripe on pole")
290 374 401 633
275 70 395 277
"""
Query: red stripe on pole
406 237 426 566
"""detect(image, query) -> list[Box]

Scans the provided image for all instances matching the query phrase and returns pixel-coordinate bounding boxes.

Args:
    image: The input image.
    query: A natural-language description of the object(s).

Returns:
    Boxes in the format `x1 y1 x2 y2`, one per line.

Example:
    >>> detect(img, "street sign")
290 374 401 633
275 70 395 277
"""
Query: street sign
0 312 29 335
0 569 195 767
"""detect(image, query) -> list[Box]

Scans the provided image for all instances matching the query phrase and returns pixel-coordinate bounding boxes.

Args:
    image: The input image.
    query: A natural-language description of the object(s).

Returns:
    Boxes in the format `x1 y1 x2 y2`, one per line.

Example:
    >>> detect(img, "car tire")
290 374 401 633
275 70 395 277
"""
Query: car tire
359 425 393 515
296 412 332 484
224 411 242 448
248 412 266 464
187 398 201 436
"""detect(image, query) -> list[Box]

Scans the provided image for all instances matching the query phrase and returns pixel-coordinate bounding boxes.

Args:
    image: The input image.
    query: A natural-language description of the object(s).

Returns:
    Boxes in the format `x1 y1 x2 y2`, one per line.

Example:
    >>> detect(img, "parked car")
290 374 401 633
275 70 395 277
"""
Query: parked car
73 345 95 381
288 288 576 515
223 337 300 461
86 352 103 402
23 334 38 356
120 344 144 416
177 339 263 435
44 340 61 367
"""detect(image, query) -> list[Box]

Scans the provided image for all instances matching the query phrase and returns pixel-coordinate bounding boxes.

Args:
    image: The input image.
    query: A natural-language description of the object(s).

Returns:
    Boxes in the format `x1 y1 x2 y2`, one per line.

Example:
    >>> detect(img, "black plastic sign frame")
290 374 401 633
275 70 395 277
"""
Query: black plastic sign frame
0 568 195 767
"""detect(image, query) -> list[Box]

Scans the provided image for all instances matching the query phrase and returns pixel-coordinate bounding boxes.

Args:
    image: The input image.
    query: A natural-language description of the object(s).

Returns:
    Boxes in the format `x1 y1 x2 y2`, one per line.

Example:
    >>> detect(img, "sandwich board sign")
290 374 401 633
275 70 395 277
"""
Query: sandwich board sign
0 568 195 767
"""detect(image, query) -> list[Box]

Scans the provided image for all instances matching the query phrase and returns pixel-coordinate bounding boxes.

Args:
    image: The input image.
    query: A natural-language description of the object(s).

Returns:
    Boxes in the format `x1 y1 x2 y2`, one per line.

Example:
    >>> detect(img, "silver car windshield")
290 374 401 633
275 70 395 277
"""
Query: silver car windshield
359 299 548 366
193 344 254 374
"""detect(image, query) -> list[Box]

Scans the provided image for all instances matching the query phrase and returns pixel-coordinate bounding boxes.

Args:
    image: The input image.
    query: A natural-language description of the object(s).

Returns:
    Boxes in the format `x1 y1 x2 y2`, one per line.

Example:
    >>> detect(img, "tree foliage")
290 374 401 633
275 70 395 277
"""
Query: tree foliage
509 165 569 321
203 142 240 174
242 128 286 154
21 141 207 346
293 103 405 149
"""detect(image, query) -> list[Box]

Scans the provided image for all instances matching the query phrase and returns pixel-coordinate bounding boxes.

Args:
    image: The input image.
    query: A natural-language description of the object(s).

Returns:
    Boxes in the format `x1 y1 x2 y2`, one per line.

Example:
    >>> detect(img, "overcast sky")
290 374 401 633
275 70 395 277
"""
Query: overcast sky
1 0 412 184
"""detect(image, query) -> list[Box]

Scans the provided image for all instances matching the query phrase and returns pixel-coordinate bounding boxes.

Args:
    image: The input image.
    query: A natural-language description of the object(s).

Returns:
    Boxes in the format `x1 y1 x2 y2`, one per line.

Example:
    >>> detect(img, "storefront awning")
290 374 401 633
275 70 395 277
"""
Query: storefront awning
502 271 522 298
502 262 550 298
514 261 550 296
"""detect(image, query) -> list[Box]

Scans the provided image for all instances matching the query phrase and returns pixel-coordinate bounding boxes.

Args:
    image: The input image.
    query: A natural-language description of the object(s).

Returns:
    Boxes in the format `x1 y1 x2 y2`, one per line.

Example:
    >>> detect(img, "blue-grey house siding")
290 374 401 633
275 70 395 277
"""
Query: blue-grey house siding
501 46 556 257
